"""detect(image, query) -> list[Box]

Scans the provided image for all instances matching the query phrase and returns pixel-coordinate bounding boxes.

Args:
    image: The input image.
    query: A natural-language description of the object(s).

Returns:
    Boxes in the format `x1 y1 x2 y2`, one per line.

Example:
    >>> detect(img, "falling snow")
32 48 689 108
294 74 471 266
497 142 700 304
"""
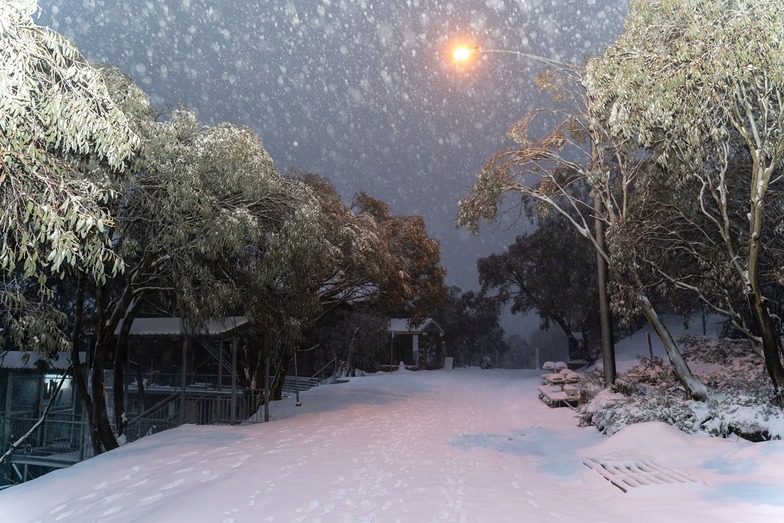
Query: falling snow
36 2 628 338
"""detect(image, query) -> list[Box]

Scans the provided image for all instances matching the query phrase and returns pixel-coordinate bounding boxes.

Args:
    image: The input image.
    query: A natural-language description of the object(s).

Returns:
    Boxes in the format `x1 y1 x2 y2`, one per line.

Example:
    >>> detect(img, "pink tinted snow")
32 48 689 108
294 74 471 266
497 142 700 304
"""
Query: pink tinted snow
1 363 783 522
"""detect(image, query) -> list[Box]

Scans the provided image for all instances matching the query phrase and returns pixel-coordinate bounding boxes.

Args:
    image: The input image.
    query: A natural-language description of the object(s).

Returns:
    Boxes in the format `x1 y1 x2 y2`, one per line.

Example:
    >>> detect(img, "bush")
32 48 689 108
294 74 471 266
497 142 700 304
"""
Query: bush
578 335 781 441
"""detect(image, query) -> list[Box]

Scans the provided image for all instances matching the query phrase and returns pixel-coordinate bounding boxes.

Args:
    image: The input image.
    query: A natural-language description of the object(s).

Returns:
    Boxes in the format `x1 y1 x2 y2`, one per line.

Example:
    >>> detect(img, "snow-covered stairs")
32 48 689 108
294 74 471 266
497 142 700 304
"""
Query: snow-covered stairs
583 453 701 493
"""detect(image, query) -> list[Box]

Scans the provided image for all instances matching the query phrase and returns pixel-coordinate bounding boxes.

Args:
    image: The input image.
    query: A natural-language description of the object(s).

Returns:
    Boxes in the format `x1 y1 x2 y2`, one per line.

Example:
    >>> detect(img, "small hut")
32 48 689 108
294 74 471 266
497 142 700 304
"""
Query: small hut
387 318 444 370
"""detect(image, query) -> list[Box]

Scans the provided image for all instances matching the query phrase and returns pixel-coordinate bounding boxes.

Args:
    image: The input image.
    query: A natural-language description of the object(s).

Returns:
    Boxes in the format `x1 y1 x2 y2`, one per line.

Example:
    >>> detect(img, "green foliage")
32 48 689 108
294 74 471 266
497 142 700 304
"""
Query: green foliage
3 298 69 356
1 3 448 446
1 2 137 353
585 0 784 390
76 68 336 450
98 67 332 351
585 0 784 171
1 2 137 282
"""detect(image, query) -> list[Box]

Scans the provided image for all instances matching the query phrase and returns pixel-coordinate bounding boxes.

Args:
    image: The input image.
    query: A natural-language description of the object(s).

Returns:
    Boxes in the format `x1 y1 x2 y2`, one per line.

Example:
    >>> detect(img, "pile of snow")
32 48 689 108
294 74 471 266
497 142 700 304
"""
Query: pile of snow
2 365 784 521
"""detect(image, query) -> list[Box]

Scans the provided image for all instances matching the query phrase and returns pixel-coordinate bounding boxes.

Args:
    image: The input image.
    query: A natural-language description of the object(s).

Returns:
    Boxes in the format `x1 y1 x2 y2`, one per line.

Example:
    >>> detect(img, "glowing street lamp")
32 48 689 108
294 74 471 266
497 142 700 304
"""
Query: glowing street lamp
452 44 478 67
449 38 614 385
450 42 568 70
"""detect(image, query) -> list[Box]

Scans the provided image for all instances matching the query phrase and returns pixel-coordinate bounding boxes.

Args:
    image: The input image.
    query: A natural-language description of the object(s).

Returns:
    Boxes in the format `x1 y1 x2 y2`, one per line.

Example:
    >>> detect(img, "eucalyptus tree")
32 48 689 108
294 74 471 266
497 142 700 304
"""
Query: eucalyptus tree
288 172 392 312
290 174 447 376
0 0 137 355
457 80 709 399
280 174 448 329
352 192 446 325
70 68 329 451
585 0 784 400
230 176 329 410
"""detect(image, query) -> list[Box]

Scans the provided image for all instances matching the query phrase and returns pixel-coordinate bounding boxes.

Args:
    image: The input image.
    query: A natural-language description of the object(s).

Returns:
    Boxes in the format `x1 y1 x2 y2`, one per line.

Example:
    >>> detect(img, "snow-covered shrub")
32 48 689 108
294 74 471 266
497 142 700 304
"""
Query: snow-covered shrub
578 359 703 436
578 335 782 441
612 356 682 396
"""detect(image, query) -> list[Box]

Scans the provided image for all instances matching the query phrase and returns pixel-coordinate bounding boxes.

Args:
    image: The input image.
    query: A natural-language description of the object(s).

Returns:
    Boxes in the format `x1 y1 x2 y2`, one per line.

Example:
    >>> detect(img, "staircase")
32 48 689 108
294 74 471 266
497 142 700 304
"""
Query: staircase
124 391 181 443
196 338 234 375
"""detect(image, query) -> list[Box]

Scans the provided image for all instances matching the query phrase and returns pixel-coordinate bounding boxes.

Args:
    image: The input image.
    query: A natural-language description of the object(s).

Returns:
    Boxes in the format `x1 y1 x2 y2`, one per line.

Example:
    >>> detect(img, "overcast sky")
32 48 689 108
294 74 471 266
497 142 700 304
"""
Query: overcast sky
39 0 628 336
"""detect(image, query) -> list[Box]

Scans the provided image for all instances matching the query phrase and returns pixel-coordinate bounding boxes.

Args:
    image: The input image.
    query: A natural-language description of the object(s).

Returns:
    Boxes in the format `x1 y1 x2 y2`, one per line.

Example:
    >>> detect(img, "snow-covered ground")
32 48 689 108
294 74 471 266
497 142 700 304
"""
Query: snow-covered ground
2 323 784 522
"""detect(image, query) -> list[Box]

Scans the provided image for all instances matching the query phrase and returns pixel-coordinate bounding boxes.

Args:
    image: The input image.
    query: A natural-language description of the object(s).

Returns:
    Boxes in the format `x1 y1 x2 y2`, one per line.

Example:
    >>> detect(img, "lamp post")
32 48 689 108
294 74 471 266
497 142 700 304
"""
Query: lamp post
389 331 395 373
451 44 568 70
293 346 301 407
293 344 319 407
449 39 615 384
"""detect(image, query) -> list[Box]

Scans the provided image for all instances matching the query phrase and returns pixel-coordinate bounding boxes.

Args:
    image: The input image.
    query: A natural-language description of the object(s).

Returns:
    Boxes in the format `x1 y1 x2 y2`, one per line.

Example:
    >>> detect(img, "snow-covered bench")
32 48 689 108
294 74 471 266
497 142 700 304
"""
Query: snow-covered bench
541 361 569 384
545 369 580 386
539 367 581 407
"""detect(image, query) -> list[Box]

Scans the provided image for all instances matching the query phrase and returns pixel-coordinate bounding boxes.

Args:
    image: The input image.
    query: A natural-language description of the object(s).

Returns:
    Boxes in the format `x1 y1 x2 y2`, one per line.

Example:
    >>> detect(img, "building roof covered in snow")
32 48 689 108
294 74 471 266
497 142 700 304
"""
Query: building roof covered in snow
114 317 249 337
388 318 444 337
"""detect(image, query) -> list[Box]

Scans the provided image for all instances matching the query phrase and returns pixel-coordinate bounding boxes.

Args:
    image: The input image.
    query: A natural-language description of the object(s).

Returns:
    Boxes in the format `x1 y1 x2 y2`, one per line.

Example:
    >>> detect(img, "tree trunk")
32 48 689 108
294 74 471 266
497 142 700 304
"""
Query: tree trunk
268 352 290 402
549 314 581 361
90 333 119 452
345 327 359 376
746 222 784 399
595 196 616 386
113 315 135 439
89 264 145 451
88 281 138 453
69 273 95 447
638 294 709 401
747 291 784 395
263 353 270 422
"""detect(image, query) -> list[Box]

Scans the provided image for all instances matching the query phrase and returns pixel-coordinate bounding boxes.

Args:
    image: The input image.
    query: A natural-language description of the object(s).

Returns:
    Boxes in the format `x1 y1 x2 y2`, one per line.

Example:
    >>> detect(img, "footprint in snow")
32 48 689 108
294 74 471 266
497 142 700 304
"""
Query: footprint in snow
161 477 187 490
140 493 164 504
99 505 123 517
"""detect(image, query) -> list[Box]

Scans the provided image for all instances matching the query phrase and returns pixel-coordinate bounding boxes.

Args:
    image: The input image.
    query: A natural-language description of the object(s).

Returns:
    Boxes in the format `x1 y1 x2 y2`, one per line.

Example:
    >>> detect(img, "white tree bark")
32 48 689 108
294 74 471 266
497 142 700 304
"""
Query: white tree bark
638 294 709 401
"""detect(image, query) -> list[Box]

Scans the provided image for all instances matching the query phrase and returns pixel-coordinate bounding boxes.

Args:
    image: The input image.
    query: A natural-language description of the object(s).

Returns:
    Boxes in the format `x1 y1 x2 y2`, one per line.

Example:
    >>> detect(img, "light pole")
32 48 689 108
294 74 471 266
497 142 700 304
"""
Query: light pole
389 331 395 373
449 39 615 384
451 44 569 70
293 344 319 407
293 346 301 407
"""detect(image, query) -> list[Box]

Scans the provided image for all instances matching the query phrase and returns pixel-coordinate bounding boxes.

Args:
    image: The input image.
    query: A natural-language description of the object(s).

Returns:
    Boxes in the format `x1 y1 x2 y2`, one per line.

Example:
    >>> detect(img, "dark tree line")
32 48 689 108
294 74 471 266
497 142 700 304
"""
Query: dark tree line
478 212 600 364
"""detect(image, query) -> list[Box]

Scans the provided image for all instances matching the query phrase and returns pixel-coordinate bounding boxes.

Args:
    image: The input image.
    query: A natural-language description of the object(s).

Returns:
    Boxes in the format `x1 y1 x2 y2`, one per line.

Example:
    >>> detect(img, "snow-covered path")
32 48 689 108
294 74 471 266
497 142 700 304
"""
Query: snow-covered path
2 368 783 522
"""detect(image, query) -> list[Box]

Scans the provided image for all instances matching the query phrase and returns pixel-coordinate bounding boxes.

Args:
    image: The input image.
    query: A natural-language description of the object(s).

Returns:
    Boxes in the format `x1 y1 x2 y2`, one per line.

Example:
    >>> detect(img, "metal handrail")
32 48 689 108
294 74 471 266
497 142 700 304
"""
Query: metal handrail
126 390 181 431
195 338 235 375
311 357 337 382
123 392 183 443
2 415 88 458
